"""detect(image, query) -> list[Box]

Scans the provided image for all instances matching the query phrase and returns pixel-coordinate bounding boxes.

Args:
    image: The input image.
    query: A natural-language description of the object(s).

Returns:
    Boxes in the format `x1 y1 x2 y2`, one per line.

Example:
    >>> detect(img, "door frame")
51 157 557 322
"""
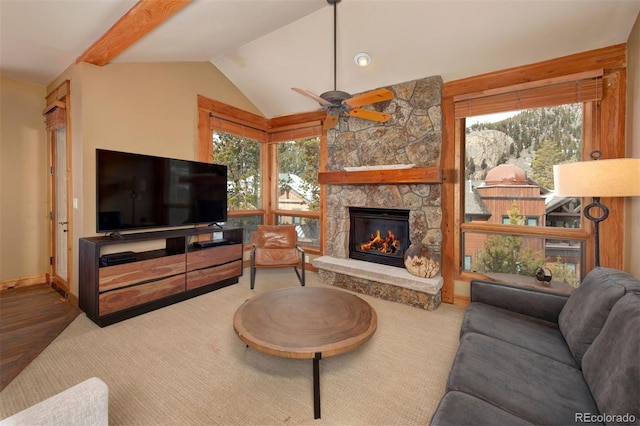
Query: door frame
45 80 73 298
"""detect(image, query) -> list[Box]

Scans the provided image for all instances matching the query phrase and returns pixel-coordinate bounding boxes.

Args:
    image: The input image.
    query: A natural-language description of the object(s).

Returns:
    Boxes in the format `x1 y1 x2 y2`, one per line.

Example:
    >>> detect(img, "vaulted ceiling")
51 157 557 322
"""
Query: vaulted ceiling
1 0 639 118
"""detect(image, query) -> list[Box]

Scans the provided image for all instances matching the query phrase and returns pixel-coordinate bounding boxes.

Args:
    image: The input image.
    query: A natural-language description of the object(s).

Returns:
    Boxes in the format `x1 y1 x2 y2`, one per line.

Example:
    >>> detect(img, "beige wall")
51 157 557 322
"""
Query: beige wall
33 61 259 296
626 13 640 275
0 78 48 282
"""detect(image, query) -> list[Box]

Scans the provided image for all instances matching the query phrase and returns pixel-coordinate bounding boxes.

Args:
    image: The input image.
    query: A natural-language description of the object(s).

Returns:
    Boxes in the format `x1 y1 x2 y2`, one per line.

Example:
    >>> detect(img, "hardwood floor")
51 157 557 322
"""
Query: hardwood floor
0 284 80 392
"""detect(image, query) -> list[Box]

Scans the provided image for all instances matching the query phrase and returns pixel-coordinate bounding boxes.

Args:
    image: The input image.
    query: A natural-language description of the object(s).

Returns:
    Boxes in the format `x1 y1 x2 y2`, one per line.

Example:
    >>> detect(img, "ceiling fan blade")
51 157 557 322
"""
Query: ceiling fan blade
343 88 393 108
348 108 391 123
292 87 333 106
323 114 339 130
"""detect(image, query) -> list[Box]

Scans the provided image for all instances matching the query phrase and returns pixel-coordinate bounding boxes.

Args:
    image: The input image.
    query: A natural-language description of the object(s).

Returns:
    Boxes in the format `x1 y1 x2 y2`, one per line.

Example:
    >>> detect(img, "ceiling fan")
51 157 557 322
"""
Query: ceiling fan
292 0 393 130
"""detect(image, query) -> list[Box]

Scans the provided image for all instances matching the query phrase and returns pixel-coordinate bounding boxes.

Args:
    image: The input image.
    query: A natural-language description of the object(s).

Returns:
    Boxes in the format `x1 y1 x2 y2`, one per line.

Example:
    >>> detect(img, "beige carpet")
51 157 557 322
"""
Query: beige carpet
0 269 464 425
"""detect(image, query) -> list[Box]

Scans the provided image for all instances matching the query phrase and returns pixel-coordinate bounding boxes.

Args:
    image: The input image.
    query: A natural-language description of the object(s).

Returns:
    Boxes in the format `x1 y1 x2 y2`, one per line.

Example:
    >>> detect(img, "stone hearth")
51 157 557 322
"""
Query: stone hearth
313 256 443 310
316 75 444 310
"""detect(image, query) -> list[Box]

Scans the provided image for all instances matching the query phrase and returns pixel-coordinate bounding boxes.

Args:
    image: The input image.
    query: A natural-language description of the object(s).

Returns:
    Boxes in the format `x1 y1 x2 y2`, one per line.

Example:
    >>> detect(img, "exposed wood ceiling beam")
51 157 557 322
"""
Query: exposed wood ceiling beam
76 0 191 66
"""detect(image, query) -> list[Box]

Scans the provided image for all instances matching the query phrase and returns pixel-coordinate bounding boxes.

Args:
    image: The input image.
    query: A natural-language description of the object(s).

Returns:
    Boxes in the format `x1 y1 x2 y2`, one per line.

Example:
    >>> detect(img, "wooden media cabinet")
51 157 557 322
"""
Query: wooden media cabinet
79 226 243 327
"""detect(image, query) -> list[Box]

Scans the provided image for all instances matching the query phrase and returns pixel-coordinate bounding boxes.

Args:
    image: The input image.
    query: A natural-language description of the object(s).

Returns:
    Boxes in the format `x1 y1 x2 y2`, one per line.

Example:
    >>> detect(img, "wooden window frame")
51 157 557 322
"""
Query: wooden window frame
441 44 627 301
197 96 326 254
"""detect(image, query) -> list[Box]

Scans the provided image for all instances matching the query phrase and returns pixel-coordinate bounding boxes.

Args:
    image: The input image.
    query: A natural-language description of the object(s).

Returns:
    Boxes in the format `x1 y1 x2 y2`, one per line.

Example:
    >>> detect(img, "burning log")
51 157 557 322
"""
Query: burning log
360 230 401 254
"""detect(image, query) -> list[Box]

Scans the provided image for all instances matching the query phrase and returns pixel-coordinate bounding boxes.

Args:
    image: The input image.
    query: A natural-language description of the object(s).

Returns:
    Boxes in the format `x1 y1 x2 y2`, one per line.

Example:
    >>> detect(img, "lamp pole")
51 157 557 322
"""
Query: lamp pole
583 196 608 267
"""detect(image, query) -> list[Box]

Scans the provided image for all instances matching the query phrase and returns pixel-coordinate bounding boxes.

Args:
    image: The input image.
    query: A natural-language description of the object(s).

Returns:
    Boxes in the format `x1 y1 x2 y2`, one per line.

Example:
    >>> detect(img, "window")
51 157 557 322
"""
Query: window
464 255 472 271
439 45 626 303
197 96 324 249
454 69 609 283
462 102 590 279
462 231 584 287
277 138 320 212
213 130 262 211
211 120 266 242
274 136 321 248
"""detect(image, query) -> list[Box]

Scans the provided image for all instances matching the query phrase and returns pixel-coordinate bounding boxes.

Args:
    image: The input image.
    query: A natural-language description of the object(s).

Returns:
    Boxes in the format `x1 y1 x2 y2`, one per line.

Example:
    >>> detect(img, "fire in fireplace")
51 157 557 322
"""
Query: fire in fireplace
349 207 410 268
360 230 401 254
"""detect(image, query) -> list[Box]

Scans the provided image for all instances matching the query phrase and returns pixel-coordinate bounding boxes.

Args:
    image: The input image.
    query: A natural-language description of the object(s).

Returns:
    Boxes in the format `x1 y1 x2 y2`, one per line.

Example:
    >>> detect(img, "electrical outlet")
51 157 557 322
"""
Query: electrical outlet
305 255 310 262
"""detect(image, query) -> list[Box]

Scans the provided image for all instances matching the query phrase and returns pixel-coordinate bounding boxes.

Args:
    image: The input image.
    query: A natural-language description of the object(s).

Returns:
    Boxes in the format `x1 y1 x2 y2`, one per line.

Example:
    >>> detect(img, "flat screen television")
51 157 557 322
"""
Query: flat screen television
96 149 227 233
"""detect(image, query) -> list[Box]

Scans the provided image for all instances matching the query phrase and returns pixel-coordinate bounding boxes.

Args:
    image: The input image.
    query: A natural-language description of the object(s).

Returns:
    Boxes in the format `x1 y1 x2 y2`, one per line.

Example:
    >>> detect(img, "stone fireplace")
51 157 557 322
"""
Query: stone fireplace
313 75 444 310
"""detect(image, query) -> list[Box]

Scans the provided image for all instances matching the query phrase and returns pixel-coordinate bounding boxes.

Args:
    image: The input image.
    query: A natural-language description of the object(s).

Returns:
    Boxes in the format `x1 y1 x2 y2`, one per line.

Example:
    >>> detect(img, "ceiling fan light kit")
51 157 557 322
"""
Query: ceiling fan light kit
291 0 393 129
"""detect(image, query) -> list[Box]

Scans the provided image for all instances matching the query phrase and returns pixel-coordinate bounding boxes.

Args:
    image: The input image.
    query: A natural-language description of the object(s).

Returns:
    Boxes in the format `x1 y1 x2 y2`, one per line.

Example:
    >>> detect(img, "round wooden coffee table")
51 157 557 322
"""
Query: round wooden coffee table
233 286 377 419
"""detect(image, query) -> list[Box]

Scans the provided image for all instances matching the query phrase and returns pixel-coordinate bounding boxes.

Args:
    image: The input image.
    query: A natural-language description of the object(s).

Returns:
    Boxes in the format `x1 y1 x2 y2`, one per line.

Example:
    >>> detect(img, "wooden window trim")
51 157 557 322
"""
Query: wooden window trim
197 96 324 247
454 71 603 119
442 44 627 301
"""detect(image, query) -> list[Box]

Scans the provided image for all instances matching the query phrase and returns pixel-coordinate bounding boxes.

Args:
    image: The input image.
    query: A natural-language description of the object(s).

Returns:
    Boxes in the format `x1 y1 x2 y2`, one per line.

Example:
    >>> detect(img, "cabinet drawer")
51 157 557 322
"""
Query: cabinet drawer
187 244 242 272
99 254 186 292
99 274 185 316
187 260 242 291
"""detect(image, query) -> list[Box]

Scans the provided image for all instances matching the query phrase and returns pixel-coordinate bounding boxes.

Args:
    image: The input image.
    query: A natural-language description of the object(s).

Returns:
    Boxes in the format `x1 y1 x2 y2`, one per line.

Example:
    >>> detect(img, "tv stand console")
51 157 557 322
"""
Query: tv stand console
79 227 243 327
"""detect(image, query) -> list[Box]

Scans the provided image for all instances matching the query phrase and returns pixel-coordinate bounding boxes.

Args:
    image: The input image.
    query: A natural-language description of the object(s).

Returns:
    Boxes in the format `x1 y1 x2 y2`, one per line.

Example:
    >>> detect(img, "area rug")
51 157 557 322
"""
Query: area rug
0 269 464 425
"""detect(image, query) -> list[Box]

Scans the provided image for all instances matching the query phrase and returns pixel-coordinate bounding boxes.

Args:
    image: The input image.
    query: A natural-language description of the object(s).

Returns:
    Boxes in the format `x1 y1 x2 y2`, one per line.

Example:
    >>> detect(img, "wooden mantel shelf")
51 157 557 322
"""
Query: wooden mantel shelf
318 167 442 185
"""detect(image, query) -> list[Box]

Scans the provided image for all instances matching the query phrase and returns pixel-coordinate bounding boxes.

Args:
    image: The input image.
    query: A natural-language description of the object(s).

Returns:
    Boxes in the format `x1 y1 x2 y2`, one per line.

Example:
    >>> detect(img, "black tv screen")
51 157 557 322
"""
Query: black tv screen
96 149 227 232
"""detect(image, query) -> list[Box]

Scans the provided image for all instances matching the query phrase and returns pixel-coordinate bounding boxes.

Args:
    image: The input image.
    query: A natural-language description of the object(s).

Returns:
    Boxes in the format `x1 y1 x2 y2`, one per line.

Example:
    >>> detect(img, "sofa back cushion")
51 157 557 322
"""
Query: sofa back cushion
582 292 640 421
558 267 640 367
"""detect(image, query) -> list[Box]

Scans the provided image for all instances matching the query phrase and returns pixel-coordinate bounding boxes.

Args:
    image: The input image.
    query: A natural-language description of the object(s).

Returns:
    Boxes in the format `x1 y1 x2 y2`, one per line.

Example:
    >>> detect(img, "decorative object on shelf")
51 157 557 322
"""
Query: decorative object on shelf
553 151 640 266
535 267 553 286
404 244 440 278
343 164 415 171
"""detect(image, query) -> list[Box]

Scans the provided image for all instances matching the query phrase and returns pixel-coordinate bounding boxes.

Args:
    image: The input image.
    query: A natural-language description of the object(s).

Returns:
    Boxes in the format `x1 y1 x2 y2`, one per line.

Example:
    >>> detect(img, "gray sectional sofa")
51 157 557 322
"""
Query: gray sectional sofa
431 267 640 425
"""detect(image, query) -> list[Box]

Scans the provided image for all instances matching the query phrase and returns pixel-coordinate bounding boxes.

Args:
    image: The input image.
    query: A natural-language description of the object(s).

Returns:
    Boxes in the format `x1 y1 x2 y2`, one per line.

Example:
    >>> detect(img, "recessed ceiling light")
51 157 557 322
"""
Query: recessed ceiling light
354 52 371 67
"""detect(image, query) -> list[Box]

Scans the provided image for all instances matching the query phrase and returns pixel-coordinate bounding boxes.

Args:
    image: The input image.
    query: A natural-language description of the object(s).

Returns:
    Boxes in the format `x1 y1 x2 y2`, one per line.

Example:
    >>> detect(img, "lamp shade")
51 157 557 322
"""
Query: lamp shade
553 158 640 197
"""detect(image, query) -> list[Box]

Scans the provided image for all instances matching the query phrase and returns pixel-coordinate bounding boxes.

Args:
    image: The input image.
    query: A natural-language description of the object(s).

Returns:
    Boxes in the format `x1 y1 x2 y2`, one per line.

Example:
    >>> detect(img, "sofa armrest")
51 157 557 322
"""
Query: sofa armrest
471 279 570 323
0 377 108 426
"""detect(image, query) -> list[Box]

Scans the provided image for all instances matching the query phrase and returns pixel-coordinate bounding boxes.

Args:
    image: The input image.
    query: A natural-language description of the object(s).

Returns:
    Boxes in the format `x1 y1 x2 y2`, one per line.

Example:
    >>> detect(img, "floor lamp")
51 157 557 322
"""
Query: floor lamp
553 152 640 267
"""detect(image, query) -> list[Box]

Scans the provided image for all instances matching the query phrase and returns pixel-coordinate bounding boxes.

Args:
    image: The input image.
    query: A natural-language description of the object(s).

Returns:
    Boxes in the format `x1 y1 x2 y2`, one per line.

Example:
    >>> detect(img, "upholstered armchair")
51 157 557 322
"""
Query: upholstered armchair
250 225 305 289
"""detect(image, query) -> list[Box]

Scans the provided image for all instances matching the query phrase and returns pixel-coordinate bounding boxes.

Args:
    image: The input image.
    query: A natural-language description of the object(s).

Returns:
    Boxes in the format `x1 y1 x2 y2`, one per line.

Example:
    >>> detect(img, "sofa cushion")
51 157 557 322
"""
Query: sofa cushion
582 292 640 422
447 333 599 425
461 302 577 367
429 391 534 425
558 267 640 367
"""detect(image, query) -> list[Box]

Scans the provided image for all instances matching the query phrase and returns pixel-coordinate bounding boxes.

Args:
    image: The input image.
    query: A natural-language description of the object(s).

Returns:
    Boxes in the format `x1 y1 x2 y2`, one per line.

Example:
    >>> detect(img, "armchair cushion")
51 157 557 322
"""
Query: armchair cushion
252 225 302 267
255 248 300 266
255 225 297 249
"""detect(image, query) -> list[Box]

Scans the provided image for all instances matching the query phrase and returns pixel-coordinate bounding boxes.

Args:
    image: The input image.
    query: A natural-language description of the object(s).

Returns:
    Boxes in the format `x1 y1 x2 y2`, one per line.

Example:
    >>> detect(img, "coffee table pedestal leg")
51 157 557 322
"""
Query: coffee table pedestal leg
313 352 322 419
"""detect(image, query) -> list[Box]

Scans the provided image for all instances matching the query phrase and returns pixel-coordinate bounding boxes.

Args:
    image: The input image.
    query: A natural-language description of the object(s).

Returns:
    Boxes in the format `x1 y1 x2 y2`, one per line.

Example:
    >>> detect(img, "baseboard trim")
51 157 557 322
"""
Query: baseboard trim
0 274 47 291
453 295 470 307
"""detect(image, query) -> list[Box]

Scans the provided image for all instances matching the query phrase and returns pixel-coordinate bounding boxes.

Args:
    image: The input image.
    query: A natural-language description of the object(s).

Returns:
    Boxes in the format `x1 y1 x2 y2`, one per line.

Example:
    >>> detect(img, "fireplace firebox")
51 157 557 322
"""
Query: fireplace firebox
349 207 410 268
